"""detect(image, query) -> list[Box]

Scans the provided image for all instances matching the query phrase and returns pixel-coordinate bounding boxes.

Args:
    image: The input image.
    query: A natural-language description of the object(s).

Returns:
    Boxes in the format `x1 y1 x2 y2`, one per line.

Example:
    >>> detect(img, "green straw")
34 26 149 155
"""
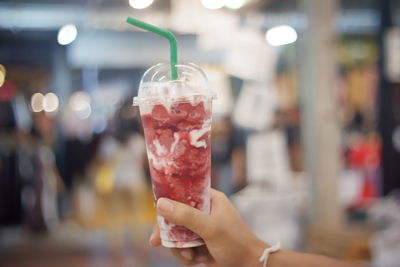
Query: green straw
126 16 178 80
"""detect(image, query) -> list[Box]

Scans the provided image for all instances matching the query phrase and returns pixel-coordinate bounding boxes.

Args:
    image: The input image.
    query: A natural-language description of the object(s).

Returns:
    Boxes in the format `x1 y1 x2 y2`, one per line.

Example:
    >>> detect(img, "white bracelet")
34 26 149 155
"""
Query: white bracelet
259 242 281 267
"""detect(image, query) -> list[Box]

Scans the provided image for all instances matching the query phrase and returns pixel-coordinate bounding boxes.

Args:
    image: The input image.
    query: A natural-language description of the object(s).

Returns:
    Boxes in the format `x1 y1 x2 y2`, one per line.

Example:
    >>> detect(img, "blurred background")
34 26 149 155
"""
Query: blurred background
1 0 400 266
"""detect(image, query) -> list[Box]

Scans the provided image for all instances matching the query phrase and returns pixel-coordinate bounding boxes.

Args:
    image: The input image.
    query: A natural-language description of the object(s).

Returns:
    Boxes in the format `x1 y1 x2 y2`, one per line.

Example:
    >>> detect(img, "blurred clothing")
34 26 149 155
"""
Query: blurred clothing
0 140 22 226
212 118 246 196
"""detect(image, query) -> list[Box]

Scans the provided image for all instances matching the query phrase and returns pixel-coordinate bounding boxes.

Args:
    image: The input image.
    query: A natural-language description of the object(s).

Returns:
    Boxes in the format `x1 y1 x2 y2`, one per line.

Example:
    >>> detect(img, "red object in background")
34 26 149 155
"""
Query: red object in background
347 135 381 208
358 178 376 207
347 137 381 168
0 81 17 101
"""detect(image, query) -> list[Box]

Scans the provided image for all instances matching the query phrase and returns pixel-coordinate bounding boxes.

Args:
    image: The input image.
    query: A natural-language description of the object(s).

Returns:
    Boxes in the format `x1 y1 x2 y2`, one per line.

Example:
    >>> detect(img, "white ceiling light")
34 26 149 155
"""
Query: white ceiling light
43 93 59 113
57 24 77 45
31 93 44 112
129 0 154 9
225 0 245 9
202 0 225 10
265 25 298 46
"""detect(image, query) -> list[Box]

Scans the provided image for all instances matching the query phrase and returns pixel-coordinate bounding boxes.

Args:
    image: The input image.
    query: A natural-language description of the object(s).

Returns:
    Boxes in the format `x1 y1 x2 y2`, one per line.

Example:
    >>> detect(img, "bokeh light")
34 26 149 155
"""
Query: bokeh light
128 0 154 9
43 93 59 113
31 93 44 112
202 0 225 10
0 64 5 87
69 91 91 119
265 25 298 46
225 0 245 9
57 24 78 45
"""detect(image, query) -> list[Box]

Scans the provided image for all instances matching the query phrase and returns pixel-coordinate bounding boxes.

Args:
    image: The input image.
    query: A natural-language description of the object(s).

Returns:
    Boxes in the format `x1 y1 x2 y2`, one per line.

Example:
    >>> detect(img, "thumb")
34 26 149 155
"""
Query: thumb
157 198 212 239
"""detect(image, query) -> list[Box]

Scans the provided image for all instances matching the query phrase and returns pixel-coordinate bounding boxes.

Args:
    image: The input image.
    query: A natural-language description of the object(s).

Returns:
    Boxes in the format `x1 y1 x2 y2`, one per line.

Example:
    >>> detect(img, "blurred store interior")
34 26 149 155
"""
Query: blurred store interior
1 0 400 266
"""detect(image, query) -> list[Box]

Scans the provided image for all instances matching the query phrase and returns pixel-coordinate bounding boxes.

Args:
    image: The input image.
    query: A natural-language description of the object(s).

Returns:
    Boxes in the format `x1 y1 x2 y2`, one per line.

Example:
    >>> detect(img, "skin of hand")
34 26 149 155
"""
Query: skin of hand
149 189 370 267
149 189 268 267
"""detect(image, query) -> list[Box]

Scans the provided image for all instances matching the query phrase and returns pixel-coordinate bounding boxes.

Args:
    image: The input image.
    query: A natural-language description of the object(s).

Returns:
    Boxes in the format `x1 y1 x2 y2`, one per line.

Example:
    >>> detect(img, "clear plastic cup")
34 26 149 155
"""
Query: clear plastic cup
134 63 214 248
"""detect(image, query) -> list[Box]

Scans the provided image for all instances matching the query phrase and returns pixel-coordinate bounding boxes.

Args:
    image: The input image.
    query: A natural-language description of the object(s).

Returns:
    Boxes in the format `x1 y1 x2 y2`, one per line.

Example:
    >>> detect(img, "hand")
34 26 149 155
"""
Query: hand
149 189 268 267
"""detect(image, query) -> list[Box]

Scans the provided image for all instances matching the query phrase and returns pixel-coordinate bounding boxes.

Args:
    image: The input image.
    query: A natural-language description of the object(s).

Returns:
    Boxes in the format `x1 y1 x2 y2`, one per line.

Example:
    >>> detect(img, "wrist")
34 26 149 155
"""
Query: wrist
264 248 285 267
260 242 281 267
242 237 270 267
245 239 284 267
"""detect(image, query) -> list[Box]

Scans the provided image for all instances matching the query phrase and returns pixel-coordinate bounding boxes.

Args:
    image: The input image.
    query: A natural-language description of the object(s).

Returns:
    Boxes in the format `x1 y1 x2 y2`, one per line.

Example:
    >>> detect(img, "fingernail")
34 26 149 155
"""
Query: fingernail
180 249 193 260
157 198 174 213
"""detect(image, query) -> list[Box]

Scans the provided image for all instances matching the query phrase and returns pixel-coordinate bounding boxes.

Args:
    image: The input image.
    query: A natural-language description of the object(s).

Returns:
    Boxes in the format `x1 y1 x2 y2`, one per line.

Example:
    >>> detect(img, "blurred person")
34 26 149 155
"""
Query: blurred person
63 133 99 191
211 116 246 196
0 100 22 227
113 103 148 193
22 111 65 232
272 107 302 172
149 189 369 267
0 99 64 232
84 103 152 233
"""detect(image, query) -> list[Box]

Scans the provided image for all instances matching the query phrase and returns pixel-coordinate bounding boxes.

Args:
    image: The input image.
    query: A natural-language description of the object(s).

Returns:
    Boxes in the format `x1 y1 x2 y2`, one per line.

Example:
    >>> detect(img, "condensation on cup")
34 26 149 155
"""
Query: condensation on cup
133 63 215 248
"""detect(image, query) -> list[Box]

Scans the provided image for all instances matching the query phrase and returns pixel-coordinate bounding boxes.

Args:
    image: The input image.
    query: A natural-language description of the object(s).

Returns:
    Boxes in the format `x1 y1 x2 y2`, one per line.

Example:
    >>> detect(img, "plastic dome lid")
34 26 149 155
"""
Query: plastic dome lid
133 63 215 106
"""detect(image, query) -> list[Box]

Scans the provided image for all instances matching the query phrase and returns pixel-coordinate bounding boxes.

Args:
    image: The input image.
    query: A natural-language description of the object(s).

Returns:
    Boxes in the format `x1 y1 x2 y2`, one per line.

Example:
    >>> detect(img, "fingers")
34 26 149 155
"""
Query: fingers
210 188 227 209
149 224 213 265
192 245 212 262
210 188 223 197
149 223 161 247
170 246 212 266
157 198 213 239
171 248 195 265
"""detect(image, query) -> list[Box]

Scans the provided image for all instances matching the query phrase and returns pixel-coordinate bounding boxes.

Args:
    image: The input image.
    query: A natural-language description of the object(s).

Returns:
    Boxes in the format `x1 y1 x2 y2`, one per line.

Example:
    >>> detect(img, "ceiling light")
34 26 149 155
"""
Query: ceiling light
129 0 154 9
57 24 78 45
202 0 225 10
266 25 297 47
225 0 245 9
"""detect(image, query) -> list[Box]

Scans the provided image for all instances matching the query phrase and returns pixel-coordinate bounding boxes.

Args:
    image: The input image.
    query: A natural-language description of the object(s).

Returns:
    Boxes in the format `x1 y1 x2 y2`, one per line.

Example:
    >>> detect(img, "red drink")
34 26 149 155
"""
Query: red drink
134 63 214 248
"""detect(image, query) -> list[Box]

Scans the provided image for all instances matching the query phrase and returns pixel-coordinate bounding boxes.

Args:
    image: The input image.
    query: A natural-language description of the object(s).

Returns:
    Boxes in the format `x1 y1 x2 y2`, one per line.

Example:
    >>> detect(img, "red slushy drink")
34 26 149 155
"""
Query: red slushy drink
134 63 213 248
